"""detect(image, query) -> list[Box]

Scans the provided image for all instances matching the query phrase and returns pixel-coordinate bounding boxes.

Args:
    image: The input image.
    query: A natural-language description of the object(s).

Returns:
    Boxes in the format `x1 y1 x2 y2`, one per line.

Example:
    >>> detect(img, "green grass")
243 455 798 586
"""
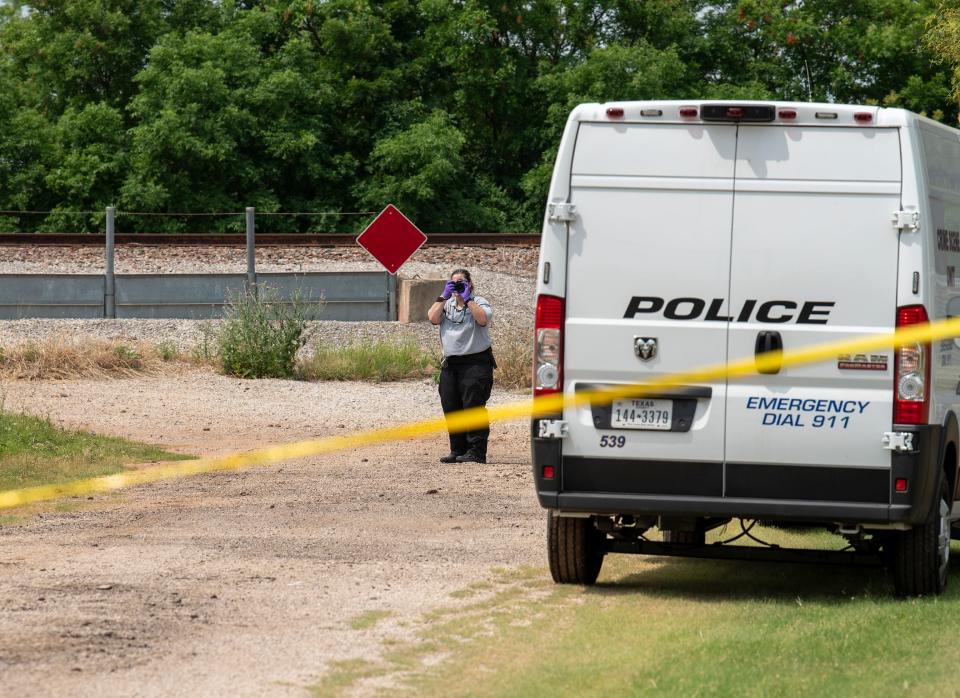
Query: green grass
349 610 393 631
315 529 960 697
300 339 437 382
0 410 192 492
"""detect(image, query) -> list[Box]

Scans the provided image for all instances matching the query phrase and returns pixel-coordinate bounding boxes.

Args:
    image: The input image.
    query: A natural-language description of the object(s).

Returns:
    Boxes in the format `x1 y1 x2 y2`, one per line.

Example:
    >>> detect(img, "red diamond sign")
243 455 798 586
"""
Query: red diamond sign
356 205 428 274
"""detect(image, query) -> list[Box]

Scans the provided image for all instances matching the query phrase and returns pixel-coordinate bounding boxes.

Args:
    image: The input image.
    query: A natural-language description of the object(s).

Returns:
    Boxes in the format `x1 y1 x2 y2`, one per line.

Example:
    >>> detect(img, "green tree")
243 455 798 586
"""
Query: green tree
0 0 167 114
925 1 960 120
701 1 953 119
355 109 511 231
0 0 958 234
121 7 341 230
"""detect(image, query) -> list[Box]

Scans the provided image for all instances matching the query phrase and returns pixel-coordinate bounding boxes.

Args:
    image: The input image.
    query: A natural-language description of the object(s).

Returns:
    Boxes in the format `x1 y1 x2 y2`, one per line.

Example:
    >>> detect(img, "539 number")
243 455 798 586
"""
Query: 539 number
600 435 626 448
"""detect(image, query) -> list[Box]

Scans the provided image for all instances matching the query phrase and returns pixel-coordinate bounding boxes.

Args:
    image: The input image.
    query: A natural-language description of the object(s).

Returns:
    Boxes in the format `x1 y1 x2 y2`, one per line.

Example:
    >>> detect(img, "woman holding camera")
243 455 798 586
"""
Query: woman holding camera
428 268 495 464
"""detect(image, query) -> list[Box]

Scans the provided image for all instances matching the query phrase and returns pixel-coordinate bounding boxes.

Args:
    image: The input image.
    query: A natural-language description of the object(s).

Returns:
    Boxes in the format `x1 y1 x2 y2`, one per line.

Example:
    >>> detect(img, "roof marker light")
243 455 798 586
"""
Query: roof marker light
726 107 744 118
640 109 662 117
815 112 838 120
679 107 698 118
778 109 797 120
606 107 624 119
854 112 873 124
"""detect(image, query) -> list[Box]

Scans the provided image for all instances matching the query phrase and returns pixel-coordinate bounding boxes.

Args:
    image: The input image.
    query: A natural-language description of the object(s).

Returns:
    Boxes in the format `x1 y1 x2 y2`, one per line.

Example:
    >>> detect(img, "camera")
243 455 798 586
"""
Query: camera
452 280 466 293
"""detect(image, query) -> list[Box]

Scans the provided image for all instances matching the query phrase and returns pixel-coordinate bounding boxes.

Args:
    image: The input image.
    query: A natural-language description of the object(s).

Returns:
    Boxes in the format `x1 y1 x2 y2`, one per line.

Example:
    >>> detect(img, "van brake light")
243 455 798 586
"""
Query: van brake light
535 295 564 397
894 305 930 425
701 104 775 122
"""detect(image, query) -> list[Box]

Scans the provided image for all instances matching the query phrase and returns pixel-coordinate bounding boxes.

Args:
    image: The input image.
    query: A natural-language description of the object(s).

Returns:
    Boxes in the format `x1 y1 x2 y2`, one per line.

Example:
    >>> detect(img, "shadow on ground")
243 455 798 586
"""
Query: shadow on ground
584 547 960 604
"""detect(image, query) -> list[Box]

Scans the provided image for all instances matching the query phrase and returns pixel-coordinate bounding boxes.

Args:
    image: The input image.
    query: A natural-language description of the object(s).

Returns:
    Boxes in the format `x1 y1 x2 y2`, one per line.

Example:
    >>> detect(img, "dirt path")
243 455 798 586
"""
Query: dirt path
0 371 543 696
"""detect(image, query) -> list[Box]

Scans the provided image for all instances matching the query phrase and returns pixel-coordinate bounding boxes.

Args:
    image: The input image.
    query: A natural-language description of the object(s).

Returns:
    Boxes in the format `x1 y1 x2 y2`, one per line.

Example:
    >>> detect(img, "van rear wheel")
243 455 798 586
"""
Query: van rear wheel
547 512 604 585
891 478 951 597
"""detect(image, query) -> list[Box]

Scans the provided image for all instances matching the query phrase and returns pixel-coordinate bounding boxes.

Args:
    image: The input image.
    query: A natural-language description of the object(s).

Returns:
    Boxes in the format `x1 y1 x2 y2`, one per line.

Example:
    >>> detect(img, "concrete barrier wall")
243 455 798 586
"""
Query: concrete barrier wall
398 276 446 323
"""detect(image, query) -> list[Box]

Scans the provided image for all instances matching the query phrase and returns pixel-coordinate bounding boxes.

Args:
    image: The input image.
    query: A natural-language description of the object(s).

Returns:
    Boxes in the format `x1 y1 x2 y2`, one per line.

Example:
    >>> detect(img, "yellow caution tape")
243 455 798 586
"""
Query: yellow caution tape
3 316 960 511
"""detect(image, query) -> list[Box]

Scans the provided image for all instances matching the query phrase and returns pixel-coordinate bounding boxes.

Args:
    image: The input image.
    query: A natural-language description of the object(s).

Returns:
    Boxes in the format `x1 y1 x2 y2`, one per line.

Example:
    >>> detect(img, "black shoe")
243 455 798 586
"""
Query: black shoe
439 452 463 464
455 450 486 464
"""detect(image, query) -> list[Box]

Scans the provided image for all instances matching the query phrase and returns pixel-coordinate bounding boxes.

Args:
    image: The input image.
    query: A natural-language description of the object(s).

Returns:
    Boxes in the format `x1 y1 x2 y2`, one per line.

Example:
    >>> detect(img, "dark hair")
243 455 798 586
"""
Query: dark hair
450 268 472 283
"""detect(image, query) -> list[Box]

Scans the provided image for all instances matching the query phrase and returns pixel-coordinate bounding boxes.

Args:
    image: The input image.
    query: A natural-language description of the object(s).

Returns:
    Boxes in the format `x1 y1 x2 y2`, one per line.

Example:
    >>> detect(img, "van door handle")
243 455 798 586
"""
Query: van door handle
755 331 783 375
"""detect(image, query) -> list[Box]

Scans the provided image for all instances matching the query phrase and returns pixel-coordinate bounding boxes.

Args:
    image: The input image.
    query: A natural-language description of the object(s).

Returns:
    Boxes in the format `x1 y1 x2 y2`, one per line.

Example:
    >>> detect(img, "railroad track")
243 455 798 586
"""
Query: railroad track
0 233 540 246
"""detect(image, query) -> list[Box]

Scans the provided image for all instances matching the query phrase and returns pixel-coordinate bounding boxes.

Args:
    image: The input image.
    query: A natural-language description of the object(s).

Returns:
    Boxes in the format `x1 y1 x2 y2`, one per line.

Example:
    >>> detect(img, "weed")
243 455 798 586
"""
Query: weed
191 324 218 364
300 339 435 382
155 341 180 362
112 344 142 368
216 285 321 379
492 325 532 390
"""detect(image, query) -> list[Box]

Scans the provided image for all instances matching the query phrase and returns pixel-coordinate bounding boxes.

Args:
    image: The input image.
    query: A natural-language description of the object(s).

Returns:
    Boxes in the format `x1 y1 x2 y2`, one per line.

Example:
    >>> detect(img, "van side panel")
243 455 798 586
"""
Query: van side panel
919 121 960 436
564 123 736 464
725 127 901 470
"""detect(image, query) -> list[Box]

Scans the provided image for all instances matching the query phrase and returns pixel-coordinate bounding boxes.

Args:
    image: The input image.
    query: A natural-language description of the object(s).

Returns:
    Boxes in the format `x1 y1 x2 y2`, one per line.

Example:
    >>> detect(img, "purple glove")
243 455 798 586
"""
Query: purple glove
459 281 472 303
441 280 455 300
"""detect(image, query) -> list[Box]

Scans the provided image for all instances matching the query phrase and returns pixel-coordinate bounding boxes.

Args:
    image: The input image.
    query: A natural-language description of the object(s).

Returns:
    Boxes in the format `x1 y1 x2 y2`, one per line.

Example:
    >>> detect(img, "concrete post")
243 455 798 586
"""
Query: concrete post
105 206 116 318
246 207 256 293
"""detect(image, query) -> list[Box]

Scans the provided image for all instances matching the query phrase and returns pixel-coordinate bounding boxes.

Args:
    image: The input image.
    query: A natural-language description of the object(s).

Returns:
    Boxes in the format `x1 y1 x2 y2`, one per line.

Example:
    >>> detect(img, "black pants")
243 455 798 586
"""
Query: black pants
439 350 494 457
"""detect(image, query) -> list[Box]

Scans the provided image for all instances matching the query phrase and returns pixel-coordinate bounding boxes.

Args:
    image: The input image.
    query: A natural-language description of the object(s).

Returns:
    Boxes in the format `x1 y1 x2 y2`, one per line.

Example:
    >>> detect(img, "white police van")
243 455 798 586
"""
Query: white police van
531 101 960 596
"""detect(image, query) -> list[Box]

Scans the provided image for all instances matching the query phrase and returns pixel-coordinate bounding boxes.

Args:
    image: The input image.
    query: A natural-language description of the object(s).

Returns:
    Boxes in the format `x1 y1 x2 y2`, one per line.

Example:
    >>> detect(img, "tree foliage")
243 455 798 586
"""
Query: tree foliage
0 0 955 233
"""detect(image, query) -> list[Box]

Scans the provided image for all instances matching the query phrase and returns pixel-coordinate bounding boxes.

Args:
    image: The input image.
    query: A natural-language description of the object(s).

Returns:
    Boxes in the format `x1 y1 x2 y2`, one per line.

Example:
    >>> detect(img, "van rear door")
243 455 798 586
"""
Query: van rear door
725 126 901 490
563 122 735 471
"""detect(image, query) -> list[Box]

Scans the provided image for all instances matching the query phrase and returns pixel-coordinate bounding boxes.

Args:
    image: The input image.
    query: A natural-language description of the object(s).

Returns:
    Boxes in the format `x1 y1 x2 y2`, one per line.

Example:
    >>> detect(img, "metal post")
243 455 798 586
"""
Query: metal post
387 273 397 321
105 206 116 318
246 207 256 292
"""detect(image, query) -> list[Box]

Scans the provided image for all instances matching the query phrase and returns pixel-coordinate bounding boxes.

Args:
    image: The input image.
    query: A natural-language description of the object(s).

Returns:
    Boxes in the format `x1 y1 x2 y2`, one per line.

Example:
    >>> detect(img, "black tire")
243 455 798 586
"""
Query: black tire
892 478 951 597
661 529 706 545
547 512 604 585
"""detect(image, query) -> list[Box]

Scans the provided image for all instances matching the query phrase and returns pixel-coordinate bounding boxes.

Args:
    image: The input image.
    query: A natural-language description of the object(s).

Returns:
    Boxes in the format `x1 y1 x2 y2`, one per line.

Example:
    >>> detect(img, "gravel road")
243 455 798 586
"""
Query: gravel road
0 371 542 696
0 244 545 695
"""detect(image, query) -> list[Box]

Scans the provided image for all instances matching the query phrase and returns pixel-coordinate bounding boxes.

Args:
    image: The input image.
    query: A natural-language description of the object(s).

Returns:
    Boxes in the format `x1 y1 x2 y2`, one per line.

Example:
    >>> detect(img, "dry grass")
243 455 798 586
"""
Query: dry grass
0 328 534 389
0 337 170 380
492 326 532 390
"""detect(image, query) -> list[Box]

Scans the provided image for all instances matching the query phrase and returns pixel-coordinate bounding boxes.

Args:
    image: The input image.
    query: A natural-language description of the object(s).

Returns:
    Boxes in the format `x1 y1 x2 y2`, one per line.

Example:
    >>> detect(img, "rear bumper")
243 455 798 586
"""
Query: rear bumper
531 418 941 525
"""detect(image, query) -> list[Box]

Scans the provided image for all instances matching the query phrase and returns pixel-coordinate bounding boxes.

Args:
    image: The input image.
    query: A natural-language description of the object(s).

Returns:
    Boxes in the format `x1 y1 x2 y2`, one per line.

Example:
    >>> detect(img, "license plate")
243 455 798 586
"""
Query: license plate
610 398 673 430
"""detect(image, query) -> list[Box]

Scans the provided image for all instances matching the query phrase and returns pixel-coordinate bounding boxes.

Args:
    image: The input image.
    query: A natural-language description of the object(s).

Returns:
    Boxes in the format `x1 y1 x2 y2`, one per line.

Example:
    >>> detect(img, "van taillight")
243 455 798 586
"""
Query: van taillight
894 304 930 424
535 295 564 397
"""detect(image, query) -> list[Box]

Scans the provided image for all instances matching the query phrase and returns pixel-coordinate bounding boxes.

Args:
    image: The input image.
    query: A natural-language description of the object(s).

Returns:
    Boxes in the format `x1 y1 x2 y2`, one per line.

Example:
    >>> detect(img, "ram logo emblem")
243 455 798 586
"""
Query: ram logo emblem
634 337 658 361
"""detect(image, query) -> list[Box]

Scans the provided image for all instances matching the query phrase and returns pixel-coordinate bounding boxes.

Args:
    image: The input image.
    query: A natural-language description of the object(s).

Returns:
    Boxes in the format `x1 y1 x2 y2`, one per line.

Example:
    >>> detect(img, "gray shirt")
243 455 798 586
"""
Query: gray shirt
439 296 493 357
